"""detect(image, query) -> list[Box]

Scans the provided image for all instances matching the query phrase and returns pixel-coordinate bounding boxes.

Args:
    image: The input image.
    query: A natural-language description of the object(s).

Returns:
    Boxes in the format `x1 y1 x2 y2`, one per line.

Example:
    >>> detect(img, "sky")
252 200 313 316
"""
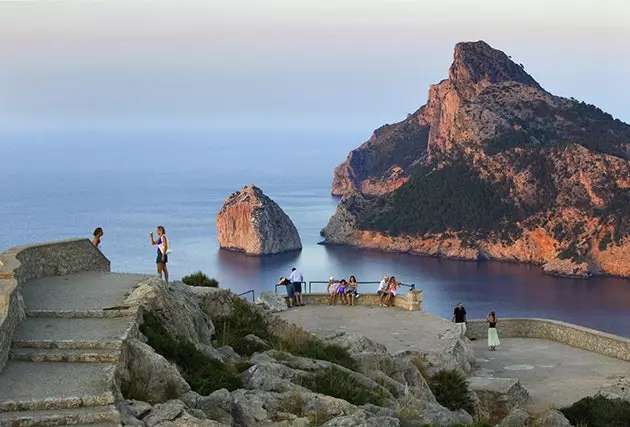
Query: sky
0 0 628 131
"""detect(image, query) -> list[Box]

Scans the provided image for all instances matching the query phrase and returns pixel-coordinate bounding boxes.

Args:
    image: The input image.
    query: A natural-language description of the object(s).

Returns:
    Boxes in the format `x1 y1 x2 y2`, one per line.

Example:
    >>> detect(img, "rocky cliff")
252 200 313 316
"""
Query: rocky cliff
217 185 302 256
325 40 630 278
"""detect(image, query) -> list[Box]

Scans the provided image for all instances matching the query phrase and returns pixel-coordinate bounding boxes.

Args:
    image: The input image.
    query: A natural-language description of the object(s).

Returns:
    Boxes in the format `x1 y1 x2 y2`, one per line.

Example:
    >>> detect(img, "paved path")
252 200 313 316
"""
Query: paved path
278 304 459 354
279 305 630 414
471 337 630 413
0 271 149 427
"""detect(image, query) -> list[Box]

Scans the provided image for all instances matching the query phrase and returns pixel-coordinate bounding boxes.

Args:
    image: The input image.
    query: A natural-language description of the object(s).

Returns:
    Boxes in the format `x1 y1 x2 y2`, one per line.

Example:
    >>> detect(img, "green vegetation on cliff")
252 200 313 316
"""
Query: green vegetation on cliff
561 395 630 427
357 163 514 237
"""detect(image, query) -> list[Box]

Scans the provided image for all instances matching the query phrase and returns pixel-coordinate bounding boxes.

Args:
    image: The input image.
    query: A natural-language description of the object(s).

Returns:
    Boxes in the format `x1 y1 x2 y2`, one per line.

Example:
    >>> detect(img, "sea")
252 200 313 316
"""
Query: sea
1 128 630 337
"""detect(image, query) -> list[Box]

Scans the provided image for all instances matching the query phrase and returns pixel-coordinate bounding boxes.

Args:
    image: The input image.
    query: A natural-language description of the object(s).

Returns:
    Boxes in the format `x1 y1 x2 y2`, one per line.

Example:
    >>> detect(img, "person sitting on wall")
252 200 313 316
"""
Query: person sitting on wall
277 277 296 308
378 274 389 307
347 275 359 306
92 227 104 248
383 276 400 307
327 277 339 305
337 279 349 305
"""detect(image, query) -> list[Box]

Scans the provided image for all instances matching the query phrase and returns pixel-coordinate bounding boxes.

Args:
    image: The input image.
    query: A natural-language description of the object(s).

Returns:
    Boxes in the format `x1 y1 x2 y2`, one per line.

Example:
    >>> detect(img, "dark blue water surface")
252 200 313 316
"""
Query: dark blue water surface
1 129 629 337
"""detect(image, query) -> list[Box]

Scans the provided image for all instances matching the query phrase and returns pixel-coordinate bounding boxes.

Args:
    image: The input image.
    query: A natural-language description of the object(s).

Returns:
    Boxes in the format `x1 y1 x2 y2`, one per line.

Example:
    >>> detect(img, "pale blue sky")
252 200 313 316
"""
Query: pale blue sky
0 0 628 131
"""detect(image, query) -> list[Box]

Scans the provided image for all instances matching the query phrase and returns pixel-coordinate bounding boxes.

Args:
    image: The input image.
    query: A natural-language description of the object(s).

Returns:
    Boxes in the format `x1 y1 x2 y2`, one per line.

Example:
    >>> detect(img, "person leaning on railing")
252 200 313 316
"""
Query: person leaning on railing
277 277 296 308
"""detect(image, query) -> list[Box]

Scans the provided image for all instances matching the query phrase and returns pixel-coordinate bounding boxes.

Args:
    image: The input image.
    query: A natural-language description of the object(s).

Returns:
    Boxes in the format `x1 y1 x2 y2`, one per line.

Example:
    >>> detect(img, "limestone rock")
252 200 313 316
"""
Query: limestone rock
468 377 529 423
542 258 590 279
537 409 573 427
126 399 153 419
216 346 242 364
597 376 630 402
322 410 400 427
143 400 187 427
216 184 302 255
257 291 288 313
499 408 530 427
125 278 220 359
119 339 190 405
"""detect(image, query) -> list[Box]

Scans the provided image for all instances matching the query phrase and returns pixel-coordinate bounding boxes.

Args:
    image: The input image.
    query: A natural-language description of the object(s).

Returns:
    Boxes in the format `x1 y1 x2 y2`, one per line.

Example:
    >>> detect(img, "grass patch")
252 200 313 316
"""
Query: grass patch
560 395 630 427
427 369 473 414
181 271 219 287
140 311 242 395
409 355 429 379
300 366 387 406
213 298 354 368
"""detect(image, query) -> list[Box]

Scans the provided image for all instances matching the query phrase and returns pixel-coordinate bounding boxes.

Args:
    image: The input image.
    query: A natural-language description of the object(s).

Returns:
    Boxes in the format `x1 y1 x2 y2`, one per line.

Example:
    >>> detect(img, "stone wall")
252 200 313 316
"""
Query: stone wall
0 238 110 371
466 318 630 362
296 290 423 311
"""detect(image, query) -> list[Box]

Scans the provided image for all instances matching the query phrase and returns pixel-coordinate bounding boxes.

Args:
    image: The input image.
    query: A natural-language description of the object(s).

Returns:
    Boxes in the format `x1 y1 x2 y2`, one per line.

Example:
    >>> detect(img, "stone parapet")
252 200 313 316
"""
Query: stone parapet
284 290 423 311
0 239 110 372
466 318 630 362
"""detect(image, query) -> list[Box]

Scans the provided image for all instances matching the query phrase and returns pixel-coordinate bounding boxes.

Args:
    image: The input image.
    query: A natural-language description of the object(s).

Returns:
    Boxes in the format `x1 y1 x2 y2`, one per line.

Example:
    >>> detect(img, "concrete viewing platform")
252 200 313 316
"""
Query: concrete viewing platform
278 303 630 414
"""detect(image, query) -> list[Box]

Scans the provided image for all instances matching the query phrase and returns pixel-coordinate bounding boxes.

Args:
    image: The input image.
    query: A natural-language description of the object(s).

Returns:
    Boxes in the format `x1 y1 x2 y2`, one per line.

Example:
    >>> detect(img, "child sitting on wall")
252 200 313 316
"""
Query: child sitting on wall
327 277 339 305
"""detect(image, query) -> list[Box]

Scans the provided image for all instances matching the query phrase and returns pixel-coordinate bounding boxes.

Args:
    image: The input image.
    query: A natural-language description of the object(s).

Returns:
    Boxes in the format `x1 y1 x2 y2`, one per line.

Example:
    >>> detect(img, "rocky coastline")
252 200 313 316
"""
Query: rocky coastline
323 41 630 279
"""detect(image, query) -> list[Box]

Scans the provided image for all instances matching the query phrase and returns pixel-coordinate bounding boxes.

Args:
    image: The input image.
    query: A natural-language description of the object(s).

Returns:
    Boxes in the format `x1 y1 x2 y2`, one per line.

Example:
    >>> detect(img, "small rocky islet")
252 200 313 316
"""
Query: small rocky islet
216 184 302 256
323 40 630 280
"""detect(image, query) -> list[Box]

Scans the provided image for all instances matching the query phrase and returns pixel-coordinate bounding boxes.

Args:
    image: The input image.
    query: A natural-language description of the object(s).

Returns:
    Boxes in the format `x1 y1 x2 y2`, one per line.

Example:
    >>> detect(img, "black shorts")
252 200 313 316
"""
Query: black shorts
293 282 302 293
156 251 168 264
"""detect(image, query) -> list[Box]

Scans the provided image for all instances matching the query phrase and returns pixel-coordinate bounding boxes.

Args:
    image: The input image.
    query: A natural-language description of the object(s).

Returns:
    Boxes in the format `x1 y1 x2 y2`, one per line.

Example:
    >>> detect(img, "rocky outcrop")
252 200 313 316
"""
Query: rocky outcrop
257 291 288 313
216 185 302 256
537 409 573 427
468 377 529 423
324 40 630 278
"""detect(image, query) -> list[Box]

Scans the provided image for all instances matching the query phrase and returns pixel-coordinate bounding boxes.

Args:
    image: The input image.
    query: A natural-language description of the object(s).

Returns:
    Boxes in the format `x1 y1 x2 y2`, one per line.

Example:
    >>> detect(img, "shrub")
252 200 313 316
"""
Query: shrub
560 395 630 427
599 231 613 251
140 311 242 395
300 366 387 406
427 369 473 414
181 271 219 287
409 355 429 379
213 299 354 368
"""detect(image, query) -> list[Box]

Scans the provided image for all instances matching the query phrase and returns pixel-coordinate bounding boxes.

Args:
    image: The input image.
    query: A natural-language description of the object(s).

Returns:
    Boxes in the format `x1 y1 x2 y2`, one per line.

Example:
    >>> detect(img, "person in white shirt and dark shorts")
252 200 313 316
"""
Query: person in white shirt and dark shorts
288 267 305 306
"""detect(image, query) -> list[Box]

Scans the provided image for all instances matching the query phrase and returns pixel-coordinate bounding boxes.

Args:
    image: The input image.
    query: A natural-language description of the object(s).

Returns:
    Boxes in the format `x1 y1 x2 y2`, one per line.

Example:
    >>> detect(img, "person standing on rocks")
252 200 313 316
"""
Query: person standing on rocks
452 303 467 337
487 311 500 351
288 267 305 306
277 277 295 308
149 226 169 283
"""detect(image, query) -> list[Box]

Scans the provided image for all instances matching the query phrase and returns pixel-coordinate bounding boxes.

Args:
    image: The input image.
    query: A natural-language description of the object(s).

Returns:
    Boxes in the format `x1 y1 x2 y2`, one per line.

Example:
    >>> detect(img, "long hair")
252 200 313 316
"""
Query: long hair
157 225 166 235
349 275 357 283
93 227 103 237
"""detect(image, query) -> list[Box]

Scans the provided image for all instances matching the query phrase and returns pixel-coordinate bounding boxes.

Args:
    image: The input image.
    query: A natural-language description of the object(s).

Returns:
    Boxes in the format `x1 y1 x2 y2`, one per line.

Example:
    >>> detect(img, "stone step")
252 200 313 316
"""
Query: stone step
9 349 120 364
12 340 122 351
12 317 134 346
0 405 119 427
0 392 114 412
26 309 136 319
0 362 116 409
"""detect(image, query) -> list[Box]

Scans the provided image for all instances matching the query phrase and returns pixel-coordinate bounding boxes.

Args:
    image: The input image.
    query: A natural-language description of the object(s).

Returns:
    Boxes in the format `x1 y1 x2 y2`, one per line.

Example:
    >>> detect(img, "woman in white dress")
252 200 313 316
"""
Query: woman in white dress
487 311 500 351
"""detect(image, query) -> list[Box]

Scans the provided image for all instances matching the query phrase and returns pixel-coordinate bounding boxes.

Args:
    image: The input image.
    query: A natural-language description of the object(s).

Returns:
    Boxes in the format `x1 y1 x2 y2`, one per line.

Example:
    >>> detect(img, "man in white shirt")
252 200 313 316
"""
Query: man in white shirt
378 274 389 306
288 267 305 306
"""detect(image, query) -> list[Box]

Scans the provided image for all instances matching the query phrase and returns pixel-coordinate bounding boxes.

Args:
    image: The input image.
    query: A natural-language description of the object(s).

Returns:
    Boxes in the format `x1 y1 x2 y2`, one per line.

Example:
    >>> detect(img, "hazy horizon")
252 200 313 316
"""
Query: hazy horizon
0 0 628 132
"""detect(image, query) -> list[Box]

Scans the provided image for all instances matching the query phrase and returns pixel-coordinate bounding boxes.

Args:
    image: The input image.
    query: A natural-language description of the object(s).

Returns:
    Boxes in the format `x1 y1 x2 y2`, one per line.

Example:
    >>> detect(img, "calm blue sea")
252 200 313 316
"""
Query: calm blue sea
1 129 629 336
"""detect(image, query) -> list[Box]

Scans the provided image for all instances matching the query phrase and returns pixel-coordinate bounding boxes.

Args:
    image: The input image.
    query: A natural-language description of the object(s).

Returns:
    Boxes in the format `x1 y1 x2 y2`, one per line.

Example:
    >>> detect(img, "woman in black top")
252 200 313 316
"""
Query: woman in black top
487 311 500 351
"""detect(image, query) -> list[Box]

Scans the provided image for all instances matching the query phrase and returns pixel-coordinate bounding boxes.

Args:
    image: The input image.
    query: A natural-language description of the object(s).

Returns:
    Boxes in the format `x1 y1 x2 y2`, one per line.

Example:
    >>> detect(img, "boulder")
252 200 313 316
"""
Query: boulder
257 291 288 312
597 376 630 402
537 409 573 427
143 400 187 427
125 278 220 359
468 377 528 423
498 408 530 427
216 184 302 255
126 399 153 419
119 339 190 405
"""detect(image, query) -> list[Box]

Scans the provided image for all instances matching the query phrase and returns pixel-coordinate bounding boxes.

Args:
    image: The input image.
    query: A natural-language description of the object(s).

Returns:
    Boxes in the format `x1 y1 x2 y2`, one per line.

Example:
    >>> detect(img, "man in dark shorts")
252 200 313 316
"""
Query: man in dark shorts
278 277 295 308
288 267 305 306
452 303 467 338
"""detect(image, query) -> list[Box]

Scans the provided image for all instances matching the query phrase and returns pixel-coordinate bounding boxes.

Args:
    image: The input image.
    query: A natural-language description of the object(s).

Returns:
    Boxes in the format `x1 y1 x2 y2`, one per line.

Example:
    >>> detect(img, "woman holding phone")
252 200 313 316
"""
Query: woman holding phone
149 225 169 283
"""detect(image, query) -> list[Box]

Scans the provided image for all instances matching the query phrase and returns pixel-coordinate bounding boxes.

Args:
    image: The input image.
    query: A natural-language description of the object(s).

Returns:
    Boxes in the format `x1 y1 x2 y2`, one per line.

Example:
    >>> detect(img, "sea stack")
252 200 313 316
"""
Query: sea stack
217 184 302 256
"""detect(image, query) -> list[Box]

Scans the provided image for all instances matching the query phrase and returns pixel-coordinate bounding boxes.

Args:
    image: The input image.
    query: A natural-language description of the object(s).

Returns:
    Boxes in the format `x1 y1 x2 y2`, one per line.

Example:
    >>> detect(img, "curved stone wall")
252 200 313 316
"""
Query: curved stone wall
465 318 630 362
297 290 423 311
0 238 110 371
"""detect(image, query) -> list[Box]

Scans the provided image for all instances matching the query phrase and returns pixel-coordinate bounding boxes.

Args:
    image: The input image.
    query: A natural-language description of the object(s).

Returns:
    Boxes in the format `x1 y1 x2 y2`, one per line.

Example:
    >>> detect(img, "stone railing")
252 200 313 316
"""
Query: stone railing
466 318 630 362
0 239 110 371
292 290 423 311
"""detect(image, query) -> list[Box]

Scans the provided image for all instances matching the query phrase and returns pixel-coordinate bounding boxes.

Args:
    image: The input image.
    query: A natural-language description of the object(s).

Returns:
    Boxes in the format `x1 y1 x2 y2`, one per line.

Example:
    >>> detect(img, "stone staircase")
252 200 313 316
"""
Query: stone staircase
0 272 149 427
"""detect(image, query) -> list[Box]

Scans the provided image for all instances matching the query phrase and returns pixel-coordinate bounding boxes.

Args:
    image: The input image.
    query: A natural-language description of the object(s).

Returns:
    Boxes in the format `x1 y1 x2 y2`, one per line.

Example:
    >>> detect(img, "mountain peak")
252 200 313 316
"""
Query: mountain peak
449 41 542 98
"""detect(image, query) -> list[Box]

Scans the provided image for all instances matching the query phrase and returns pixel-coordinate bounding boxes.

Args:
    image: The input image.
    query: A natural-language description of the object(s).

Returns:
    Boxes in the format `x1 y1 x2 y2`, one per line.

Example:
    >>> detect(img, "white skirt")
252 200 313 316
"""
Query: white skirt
488 328 500 347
